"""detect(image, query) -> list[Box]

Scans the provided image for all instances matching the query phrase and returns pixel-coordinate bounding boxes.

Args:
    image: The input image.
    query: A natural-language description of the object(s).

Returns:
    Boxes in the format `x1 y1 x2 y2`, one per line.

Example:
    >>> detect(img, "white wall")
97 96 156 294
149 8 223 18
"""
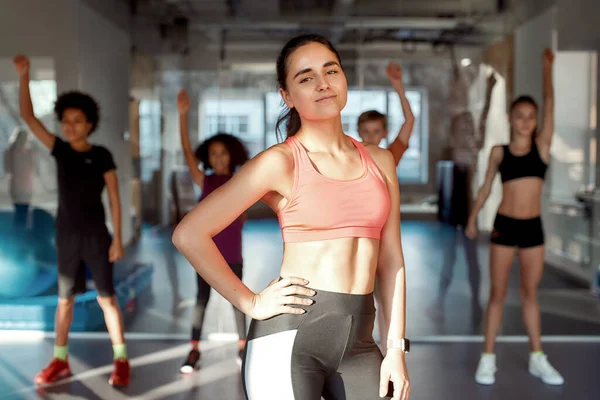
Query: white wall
514 7 556 112
76 1 133 243
0 0 80 90
550 52 594 200
557 0 600 51
0 0 133 243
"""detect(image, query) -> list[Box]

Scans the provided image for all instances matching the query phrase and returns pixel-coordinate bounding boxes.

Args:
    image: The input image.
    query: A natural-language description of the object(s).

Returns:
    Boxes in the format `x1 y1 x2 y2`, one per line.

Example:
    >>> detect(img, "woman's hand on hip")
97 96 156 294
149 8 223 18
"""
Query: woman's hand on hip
380 350 410 400
249 277 315 320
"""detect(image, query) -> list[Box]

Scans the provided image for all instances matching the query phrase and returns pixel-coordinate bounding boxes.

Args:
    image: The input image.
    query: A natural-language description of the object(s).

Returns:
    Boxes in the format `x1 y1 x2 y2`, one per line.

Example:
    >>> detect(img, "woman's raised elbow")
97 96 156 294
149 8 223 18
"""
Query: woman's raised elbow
172 223 193 249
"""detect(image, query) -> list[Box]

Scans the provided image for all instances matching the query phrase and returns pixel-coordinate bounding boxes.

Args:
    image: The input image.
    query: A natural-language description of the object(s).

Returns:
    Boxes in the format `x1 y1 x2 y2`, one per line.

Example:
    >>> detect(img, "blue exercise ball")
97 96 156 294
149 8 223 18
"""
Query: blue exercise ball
0 208 56 298
0 249 41 298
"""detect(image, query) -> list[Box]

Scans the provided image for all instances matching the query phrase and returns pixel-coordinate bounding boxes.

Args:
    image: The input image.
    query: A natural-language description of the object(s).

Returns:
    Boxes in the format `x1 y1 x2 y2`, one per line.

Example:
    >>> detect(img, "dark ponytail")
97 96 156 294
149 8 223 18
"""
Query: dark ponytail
275 108 301 142
275 33 342 142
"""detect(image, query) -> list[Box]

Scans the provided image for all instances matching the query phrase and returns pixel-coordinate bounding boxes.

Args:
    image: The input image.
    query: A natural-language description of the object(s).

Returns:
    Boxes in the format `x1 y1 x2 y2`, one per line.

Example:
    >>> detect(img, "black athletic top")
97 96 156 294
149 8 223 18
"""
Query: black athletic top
498 141 547 183
52 137 116 234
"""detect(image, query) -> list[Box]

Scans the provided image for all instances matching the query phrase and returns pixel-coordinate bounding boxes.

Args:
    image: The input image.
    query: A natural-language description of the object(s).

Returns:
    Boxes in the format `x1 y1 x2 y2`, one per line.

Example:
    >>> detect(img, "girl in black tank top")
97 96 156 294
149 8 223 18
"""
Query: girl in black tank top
464 49 564 387
498 141 548 184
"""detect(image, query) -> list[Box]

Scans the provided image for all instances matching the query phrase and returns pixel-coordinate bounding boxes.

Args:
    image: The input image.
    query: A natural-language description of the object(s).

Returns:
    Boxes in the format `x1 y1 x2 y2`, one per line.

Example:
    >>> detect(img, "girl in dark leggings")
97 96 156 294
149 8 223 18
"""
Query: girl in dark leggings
176 89 249 373
466 49 563 386
174 34 410 400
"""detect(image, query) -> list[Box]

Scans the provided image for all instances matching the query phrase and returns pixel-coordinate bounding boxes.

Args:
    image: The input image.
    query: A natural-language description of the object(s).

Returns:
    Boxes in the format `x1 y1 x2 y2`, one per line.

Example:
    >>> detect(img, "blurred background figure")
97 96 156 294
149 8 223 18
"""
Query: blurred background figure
3 127 34 232
431 52 497 324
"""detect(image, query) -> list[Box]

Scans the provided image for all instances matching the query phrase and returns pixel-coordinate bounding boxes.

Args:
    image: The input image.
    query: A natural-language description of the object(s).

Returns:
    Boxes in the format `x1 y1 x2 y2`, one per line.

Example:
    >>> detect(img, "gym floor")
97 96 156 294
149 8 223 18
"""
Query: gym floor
2 220 600 399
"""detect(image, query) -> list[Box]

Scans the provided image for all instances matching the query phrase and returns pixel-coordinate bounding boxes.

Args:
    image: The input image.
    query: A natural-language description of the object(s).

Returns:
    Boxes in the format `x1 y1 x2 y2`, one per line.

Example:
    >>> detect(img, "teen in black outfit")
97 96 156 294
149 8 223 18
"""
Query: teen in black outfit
14 55 130 387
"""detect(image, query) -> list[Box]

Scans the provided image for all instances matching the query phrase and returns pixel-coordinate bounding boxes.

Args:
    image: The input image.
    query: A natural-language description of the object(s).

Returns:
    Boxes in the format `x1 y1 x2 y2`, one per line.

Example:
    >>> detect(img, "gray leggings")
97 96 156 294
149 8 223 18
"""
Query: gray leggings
242 286 392 399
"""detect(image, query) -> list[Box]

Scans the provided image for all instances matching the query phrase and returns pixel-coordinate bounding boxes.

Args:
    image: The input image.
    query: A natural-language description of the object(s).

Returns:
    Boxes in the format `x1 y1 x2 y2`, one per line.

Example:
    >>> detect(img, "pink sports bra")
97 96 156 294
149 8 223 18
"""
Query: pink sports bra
277 135 391 243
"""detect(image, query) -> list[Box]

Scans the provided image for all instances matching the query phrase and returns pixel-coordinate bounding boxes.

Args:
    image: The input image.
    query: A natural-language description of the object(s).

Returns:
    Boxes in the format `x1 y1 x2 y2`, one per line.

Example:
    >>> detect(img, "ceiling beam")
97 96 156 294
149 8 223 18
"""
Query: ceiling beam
508 0 557 25
80 0 131 31
189 16 465 31
239 0 280 18
203 39 492 53
354 0 498 16
330 0 355 44
156 43 485 71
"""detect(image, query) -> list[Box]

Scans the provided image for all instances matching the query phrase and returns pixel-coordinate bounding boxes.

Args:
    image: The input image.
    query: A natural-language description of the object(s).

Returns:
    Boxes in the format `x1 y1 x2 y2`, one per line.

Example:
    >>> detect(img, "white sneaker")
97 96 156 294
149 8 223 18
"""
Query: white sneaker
475 353 497 385
529 353 564 385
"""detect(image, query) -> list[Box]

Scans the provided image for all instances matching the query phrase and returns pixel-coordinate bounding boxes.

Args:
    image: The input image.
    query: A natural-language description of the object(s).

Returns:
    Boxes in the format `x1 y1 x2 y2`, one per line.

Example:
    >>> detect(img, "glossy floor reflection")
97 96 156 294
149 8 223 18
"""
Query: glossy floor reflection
123 219 600 339
2 219 600 400
1 339 599 399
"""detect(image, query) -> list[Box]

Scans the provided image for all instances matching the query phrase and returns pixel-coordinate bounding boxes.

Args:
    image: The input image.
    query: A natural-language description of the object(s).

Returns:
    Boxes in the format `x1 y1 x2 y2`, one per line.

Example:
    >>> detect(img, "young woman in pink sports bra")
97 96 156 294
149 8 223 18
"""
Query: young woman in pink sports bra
173 34 410 400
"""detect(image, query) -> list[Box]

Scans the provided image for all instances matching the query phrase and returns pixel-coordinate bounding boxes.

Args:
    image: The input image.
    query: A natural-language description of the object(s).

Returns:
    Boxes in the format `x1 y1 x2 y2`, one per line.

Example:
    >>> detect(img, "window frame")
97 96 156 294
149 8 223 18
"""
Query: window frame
203 87 428 183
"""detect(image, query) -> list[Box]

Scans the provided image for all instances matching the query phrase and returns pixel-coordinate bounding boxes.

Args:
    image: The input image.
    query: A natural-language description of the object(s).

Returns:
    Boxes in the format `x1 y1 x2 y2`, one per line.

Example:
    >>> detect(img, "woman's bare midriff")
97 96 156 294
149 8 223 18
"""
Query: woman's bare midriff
497 178 544 219
280 237 380 294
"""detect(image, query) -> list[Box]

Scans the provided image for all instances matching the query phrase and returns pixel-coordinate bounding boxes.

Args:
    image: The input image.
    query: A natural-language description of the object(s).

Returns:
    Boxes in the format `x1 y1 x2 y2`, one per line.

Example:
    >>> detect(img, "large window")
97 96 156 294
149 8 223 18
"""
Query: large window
264 89 428 183
201 97 265 158
139 100 161 183
0 80 57 152
0 78 58 202
387 90 427 183
198 88 427 183
265 93 283 148
207 115 250 137
339 90 387 142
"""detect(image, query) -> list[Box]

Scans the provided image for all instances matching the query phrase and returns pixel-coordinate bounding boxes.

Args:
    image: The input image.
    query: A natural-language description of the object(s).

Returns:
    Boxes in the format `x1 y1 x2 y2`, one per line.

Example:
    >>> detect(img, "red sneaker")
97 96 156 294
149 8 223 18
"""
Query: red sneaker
109 358 130 387
34 358 71 385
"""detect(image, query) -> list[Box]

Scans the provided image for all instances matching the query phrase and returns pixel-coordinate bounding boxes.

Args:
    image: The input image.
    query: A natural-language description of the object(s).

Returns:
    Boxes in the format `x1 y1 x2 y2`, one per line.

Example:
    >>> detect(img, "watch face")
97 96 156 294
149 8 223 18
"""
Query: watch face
388 338 411 352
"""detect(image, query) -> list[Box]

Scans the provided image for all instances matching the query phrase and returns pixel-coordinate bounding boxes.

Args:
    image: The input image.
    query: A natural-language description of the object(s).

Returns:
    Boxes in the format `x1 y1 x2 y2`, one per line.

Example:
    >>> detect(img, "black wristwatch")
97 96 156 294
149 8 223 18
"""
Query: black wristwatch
387 338 410 353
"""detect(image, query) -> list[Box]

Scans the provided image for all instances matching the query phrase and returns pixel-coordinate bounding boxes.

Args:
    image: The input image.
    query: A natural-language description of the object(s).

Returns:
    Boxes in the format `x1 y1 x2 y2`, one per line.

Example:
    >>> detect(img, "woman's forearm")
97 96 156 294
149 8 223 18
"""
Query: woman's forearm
19 73 35 120
397 86 415 127
179 112 205 186
180 113 198 169
543 63 554 100
110 196 122 244
468 187 490 225
379 264 406 341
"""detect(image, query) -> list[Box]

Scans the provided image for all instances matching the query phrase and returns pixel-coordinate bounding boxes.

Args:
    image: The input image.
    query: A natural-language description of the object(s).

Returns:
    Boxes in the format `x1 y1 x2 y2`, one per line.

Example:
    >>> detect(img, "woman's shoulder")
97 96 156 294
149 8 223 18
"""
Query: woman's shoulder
361 142 396 177
248 142 294 175
362 143 394 164
264 141 293 161
489 144 506 164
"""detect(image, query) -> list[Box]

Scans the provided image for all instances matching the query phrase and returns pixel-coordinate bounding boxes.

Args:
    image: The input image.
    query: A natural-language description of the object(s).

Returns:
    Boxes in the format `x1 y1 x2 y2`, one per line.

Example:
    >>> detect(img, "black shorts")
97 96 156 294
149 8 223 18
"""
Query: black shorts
490 214 544 248
242 286 392 399
57 229 115 298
